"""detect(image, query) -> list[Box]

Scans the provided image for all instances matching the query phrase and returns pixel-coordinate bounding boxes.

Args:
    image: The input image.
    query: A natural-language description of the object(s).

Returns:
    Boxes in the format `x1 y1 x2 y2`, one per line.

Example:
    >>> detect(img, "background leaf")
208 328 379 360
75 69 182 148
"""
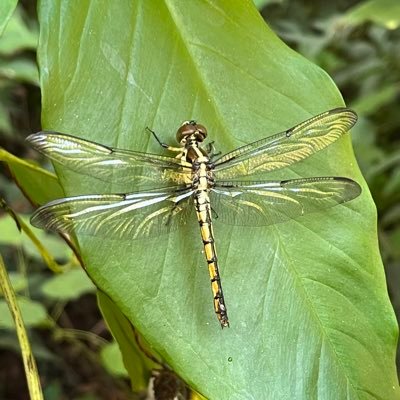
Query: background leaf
0 215 70 260
98 291 156 391
100 341 128 377
0 0 18 37
0 148 63 205
343 0 400 30
0 5 39 136
36 1 399 399
0 6 37 56
0 297 47 329
0 58 39 85
41 268 94 301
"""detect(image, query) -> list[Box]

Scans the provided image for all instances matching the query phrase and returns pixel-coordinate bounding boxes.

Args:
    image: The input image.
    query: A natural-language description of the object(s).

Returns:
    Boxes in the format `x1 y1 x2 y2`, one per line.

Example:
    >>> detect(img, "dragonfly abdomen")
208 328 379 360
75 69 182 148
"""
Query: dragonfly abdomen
194 190 229 328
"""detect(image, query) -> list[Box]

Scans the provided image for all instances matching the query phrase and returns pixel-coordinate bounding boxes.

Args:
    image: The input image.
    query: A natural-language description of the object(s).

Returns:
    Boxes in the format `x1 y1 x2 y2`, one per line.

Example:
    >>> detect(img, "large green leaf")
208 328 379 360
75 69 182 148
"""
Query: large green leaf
37 1 399 399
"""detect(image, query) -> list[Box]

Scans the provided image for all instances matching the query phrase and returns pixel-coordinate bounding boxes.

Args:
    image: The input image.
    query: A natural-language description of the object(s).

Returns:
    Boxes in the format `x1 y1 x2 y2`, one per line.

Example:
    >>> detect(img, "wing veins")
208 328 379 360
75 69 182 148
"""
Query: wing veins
213 108 357 179
30 186 195 239
26 132 192 186
211 177 361 226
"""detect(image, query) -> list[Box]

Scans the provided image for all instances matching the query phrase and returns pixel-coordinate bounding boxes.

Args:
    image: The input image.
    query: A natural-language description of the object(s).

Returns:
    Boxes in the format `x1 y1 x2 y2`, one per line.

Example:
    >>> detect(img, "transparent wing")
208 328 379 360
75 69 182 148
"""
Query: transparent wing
26 132 192 186
213 108 357 179
30 186 195 239
211 177 361 226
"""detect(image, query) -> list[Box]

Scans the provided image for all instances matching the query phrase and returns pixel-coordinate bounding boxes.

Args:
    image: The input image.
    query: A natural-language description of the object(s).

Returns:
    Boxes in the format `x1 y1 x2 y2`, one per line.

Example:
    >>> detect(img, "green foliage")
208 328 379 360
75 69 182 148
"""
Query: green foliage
0 253 44 399
100 341 128 377
32 1 398 399
0 58 39 85
264 0 400 354
0 148 64 205
252 0 275 10
0 6 37 55
344 0 400 29
0 214 70 259
0 5 39 136
0 296 47 328
98 291 156 390
0 0 17 37
3 271 28 292
0 0 398 399
41 268 94 301
0 4 131 400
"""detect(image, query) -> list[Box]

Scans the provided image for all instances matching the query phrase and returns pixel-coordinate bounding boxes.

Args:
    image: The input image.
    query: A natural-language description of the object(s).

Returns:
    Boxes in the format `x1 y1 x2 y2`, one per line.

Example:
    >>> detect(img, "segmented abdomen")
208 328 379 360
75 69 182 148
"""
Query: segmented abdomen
194 190 229 328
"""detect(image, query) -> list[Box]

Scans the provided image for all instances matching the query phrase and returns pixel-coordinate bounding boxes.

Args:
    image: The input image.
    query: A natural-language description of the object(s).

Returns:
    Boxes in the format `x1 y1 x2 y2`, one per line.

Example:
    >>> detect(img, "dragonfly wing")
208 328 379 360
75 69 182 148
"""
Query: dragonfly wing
26 132 192 187
211 177 361 226
31 186 195 239
213 108 357 179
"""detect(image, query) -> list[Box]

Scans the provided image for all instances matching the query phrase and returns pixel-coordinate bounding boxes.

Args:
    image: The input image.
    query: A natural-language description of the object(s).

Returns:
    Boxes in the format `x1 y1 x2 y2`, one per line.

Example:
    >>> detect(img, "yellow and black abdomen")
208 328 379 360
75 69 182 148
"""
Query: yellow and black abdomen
194 189 229 328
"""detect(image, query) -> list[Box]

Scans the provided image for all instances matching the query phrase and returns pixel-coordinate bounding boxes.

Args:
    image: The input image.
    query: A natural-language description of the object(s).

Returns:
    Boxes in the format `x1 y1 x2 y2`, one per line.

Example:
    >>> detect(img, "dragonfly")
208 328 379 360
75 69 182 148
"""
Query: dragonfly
27 107 361 328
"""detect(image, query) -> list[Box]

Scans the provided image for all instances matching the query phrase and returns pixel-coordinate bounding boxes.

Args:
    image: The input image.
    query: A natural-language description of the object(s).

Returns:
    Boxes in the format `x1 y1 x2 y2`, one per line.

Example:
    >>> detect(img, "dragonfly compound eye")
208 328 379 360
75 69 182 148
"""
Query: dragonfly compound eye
176 120 207 142
176 121 197 142
195 124 208 142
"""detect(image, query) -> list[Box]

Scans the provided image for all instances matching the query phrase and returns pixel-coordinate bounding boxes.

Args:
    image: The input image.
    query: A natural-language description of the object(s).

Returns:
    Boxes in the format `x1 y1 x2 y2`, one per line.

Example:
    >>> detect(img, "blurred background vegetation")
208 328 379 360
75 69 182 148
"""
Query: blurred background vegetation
0 1 399 399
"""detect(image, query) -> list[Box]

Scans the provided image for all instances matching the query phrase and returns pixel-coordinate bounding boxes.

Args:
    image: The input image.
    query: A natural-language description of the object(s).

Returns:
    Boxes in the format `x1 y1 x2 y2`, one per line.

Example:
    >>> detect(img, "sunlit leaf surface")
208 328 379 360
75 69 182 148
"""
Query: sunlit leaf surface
37 1 399 399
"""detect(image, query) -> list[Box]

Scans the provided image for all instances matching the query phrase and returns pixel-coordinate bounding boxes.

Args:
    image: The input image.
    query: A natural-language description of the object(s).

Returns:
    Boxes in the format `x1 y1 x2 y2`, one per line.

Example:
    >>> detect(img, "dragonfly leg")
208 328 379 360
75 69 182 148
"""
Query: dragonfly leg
205 141 221 159
211 206 219 220
164 201 186 227
146 127 182 152
165 206 177 227
146 126 168 149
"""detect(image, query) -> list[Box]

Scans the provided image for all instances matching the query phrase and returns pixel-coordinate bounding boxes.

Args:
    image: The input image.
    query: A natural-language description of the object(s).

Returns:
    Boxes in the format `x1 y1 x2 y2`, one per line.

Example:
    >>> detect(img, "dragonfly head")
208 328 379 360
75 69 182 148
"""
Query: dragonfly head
176 120 208 144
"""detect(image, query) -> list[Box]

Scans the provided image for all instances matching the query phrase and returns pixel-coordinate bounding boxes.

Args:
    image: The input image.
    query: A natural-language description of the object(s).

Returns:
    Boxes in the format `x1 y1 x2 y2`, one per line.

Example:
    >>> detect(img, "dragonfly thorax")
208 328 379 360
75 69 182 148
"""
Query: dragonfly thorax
176 120 207 144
